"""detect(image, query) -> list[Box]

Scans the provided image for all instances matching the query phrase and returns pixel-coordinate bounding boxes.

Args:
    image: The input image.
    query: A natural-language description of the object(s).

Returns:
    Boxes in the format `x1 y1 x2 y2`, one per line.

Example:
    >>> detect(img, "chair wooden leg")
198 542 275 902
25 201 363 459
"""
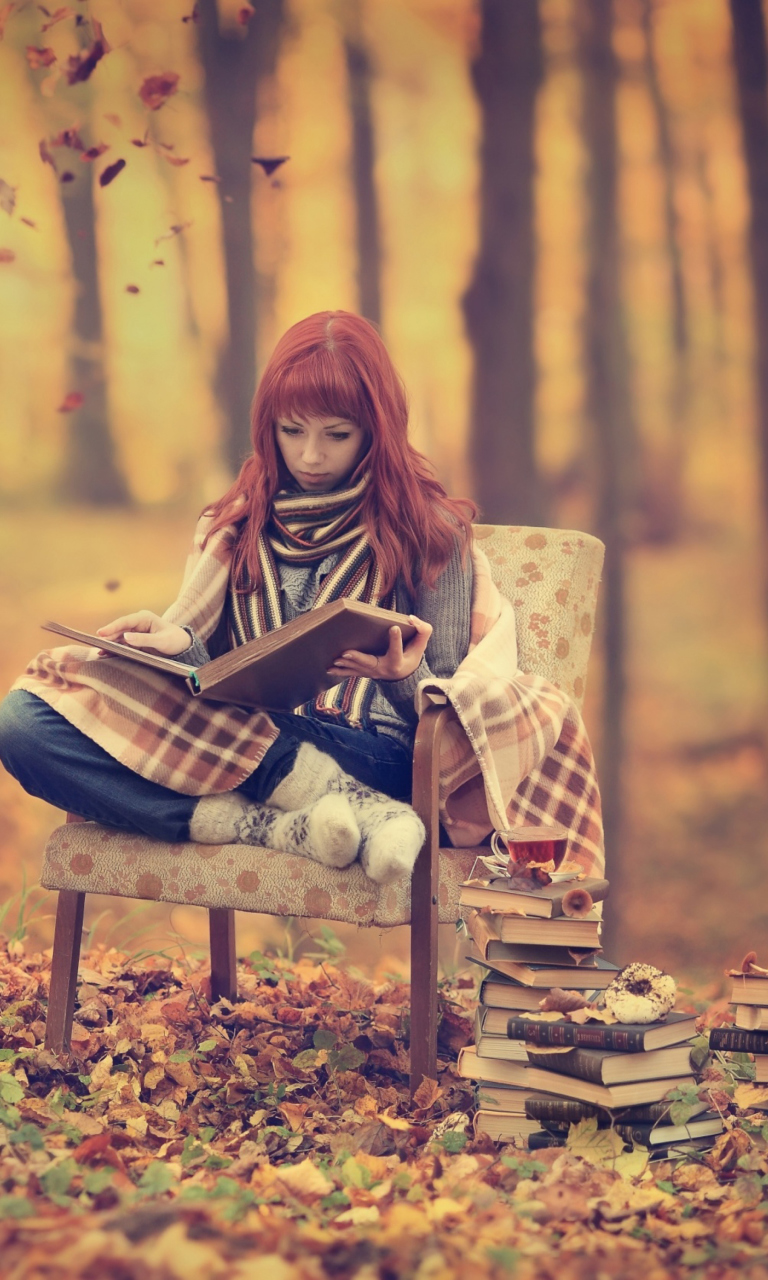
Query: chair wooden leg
409 700 451 1098
209 908 237 1002
45 890 85 1054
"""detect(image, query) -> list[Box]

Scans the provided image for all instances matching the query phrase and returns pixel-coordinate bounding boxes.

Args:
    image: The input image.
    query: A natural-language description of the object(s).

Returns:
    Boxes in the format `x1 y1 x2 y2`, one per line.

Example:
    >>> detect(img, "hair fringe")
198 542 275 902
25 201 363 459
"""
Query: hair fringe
202 310 477 595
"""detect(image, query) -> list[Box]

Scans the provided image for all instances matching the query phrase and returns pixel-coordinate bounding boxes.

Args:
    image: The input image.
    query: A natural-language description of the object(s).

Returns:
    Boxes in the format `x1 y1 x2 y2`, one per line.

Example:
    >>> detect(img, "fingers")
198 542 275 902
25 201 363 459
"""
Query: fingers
406 615 432 661
96 611 156 638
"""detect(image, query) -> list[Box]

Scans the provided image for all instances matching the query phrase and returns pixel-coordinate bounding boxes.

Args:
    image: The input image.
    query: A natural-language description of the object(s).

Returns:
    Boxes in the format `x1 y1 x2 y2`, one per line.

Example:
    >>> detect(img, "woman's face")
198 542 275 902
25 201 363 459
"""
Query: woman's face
275 413 369 493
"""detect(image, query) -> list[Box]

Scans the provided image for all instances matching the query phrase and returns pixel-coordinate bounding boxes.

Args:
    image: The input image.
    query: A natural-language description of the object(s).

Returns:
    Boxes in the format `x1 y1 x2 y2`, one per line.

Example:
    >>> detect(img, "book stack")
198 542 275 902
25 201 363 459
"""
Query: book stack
457 832 716 1152
713 966 768 1081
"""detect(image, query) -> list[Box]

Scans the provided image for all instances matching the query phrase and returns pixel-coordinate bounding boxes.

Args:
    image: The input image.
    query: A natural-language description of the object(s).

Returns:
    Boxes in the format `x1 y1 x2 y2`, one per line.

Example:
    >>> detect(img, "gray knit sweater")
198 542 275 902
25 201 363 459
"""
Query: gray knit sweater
178 536 473 749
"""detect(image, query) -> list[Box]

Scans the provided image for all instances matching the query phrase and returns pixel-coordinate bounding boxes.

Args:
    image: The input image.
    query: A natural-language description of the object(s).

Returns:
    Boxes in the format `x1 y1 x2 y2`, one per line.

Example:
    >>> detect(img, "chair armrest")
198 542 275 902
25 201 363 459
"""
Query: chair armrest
411 701 452 899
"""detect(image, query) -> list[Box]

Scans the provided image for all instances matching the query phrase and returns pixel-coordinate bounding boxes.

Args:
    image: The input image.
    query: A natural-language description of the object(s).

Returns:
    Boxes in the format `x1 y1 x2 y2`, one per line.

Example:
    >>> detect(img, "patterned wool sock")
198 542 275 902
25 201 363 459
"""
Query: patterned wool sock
265 741 342 812
265 742 425 885
189 792 360 869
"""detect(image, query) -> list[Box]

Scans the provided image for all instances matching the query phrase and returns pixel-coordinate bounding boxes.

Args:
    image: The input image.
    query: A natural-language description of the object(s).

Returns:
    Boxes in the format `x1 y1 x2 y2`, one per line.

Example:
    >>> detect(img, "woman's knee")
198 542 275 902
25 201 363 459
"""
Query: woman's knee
0 690 54 776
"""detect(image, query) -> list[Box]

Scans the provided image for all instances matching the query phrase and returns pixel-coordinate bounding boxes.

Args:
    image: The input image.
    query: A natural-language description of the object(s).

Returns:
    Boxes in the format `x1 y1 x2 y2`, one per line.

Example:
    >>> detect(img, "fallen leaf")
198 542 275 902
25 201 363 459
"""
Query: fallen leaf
273 1159 332 1200
139 72 179 111
25 45 56 68
735 1082 768 1110
0 178 15 215
99 159 126 187
334 1205 380 1226
539 988 589 1013
566 1117 626 1167
57 391 84 412
412 1077 443 1112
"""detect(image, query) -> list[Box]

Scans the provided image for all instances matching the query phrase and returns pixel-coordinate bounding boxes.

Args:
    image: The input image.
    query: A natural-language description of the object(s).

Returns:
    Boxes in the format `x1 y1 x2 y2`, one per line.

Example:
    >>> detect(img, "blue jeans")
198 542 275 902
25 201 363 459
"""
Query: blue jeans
0 690 413 843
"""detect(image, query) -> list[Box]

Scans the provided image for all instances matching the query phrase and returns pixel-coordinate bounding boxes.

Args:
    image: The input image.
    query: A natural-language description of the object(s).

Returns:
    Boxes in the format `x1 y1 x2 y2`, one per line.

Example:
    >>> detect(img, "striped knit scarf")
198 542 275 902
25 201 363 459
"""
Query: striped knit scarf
228 471 394 728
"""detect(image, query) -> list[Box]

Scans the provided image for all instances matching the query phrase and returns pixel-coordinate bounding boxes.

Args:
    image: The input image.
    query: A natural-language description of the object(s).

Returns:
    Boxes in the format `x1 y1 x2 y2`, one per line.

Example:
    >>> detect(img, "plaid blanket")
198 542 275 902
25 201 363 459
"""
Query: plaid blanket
13 514 603 872
414 542 605 877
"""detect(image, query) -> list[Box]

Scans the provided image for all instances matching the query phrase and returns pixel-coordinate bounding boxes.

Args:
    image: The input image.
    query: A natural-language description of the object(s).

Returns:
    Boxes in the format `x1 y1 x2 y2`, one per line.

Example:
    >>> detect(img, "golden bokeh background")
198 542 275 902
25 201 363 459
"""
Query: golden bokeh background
1 0 767 988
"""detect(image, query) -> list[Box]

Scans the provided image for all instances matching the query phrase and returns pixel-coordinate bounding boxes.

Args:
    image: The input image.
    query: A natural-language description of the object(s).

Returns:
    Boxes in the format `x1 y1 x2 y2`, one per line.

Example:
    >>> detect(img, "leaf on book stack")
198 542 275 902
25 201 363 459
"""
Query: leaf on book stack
566 1118 649 1178
539 989 589 1014
734 1082 768 1111
568 1005 618 1026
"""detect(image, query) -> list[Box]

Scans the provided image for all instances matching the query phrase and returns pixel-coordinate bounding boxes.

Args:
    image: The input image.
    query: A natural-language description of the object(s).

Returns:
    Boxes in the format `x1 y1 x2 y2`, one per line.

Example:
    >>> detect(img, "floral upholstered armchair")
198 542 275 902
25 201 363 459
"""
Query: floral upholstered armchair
40 525 605 1096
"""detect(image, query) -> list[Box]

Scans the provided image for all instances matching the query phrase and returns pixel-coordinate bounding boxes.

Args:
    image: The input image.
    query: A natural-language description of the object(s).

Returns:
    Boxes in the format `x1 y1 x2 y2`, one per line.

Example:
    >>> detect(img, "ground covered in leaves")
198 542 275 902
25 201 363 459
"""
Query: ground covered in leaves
3 943 768 1279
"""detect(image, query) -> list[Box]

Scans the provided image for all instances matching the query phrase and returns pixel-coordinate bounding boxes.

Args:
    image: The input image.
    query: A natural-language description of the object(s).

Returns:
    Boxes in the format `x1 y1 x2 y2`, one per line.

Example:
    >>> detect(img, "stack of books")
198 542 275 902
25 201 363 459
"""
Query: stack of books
457 833 716 1152
713 965 768 1081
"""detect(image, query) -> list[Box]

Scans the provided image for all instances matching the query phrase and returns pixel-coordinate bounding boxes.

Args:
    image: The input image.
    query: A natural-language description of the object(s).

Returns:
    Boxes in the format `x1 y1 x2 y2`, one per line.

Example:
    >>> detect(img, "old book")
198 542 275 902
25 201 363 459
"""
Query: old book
710 1027 768 1054
494 911 601 948
42 601 417 713
474 1010 529 1061
465 912 601 968
734 1005 768 1031
728 974 768 1007
524 1095 710 1127
525 1043 693 1086
459 876 609 919
506 1011 698 1054
473 1112 545 1142
755 1057 768 1083
477 1085 552 1112
614 1113 723 1148
479 976 553 1013
468 950 618 991
456 1045 530 1088
493 824 570 868
522 1063 695 1107
481 1006 531 1036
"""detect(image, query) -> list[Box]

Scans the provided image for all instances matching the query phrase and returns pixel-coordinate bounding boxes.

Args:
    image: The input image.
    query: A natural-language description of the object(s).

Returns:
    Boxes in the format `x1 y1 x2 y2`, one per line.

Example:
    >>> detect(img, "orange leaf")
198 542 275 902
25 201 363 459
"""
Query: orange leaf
412 1077 443 1111
538 988 589 1013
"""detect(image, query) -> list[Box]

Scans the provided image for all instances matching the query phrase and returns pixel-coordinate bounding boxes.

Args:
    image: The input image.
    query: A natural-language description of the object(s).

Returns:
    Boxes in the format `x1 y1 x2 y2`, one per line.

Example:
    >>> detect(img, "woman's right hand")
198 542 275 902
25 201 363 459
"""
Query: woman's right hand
96 611 192 657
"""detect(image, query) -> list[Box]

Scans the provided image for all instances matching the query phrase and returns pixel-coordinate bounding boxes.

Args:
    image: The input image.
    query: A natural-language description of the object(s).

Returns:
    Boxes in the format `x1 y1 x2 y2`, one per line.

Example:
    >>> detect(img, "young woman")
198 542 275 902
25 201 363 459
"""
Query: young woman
0 311 476 884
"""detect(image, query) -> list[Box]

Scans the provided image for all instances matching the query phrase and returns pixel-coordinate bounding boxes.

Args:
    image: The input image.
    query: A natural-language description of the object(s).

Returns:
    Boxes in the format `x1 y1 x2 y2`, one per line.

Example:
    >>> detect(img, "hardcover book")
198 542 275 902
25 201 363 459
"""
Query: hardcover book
479 977 554 1013
525 1042 694 1086
468 950 618 991
456 1045 530 1088
521 1064 695 1107
728 974 768 1007
474 1010 529 1062
734 1005 768 1031
465 913 602 972
709 1026 768 1054
42 601 417 713
506 1011 698 1054
493 910 602 948
459 876 609 919
524 1095 710 1127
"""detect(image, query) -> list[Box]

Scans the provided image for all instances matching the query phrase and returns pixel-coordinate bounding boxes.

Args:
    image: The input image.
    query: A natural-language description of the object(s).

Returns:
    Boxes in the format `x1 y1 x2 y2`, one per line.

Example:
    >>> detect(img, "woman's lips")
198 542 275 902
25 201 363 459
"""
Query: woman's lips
299 473 330 483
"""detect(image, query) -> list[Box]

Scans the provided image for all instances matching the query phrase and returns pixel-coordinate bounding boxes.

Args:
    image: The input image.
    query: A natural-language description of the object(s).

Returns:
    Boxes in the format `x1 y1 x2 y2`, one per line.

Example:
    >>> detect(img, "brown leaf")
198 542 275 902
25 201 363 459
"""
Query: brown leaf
125 284 140 294
706 1127 752 1173
412 1077 443 1112
81 144 110 162
278 1101 309 1131
21 217 37 229
57 391 84 412
161 154 190 167
41 7 76 34
538 988 589 1013
26 45 56 68
99 158 126 188
0 247 14 263
139 72 179 112
65 19 109 84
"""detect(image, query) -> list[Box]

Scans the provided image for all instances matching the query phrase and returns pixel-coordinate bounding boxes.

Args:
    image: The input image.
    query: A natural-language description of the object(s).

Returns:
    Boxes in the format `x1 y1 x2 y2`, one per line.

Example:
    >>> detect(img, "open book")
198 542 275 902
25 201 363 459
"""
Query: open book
42 601 418 712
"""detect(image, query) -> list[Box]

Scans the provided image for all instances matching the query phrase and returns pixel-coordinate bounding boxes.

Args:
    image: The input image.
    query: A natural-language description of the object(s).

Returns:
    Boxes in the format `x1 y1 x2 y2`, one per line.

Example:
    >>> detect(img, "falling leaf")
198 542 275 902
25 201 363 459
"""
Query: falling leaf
154 220 191 246
99 158 126 187
39 139 56 169
150 259 164 266
60 171 75 183
57 391 84 412
181 4 199 21
0 4 13 41
20 217 37 229
81 144 109 162
50 128 86 152
238 6 253 23
161 153 190 167
125 284 139 293
251 155 290 176
0 178 16 215
0 247 15 263
104 580 121 591
138 72 179 112
199 174 221 183
40 6 76 33
104 112 122 128
65 21 108 86
25 45 56 68
131 133 150 148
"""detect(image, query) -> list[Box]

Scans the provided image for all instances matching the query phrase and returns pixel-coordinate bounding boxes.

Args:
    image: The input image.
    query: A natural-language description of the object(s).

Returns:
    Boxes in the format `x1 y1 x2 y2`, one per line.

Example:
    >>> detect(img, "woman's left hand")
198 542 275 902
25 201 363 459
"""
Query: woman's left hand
327 615 433 682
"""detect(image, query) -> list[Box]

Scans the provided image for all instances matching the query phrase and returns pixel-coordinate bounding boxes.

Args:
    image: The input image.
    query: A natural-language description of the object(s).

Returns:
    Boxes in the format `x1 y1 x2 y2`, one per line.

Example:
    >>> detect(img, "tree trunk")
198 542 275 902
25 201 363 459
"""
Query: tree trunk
57 161 130 505
197 0 285 475
578 0 635 959
462 0 544 526
730 0 768 604
343 0 382 328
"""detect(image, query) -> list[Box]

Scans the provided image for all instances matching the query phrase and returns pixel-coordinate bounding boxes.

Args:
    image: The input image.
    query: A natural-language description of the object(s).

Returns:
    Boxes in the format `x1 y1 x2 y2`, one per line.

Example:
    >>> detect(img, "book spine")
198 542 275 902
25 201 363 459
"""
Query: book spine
525 1097 601 1124
613 1123 655 1146
527 1132 567 1150
525 1047 605 1083
507 1018 647 1053
709 1027 768 1054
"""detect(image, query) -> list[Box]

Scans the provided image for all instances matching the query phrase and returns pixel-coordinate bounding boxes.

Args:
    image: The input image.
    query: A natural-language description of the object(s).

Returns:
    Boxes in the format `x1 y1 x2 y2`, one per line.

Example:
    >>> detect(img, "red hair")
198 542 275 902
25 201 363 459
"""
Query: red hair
203 311 477 595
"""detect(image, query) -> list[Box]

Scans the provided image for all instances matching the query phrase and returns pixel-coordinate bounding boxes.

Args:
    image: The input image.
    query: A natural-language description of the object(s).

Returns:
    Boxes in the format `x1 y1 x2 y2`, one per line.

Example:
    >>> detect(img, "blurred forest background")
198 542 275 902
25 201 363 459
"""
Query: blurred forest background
1 0 768 988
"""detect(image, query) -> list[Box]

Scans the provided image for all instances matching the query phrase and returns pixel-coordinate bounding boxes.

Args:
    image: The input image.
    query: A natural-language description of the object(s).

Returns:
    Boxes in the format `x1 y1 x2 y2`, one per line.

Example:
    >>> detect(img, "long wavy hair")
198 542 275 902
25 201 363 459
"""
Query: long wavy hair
203 310 477 595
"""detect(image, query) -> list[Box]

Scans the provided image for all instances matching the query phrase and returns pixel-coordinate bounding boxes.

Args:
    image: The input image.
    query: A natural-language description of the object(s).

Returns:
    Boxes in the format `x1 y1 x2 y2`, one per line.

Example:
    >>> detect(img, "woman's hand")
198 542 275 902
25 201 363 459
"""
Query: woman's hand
96 611 192 657
327 615 433 683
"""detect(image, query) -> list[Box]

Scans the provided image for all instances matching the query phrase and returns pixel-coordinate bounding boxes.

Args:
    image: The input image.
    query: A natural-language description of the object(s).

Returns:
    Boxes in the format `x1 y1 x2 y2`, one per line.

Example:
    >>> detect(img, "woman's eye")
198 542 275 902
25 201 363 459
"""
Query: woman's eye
329 433 350 441
280 427 301 436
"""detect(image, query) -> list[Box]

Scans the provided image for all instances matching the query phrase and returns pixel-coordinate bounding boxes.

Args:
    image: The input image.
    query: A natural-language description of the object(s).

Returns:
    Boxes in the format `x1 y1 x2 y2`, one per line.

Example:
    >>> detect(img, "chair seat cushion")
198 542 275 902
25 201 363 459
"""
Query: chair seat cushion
41 824 482 927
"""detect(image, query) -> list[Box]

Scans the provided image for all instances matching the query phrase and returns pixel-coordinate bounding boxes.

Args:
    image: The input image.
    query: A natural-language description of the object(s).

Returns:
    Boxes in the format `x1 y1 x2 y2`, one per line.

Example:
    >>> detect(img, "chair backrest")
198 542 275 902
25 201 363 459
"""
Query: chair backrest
473 525 604 711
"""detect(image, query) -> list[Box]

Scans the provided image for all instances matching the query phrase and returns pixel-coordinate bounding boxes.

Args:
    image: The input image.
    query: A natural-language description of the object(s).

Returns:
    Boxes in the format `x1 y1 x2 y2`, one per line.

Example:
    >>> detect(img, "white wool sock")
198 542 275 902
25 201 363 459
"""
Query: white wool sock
189 792 360 869
266 743 424 884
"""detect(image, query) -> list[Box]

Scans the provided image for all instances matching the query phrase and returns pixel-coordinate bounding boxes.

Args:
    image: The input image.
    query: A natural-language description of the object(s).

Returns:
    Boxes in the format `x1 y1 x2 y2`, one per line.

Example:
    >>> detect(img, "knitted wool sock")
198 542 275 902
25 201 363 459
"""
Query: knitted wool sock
189 792 360 869
265 742 425 885
266 741 343 812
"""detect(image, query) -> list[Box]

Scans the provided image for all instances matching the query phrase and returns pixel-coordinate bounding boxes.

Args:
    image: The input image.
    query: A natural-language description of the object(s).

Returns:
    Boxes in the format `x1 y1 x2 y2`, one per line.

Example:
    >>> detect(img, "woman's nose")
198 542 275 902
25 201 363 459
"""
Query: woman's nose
301 439 323 464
